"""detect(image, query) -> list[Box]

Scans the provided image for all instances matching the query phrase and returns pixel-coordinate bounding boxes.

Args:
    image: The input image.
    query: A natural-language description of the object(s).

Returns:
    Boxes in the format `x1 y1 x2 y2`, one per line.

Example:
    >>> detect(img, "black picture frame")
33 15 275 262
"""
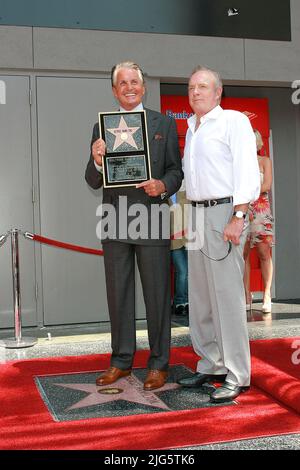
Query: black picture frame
98 110 151 188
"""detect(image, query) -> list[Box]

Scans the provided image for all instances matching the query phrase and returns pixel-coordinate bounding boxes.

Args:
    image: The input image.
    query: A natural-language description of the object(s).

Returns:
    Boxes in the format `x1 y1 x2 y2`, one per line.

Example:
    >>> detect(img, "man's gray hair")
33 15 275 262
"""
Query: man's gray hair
190 66 223 89
111 61 145 87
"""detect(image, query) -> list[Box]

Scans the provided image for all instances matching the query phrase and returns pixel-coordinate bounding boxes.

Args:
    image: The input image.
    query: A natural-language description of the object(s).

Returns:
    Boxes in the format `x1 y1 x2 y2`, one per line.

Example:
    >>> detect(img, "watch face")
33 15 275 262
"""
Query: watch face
235 211 244 218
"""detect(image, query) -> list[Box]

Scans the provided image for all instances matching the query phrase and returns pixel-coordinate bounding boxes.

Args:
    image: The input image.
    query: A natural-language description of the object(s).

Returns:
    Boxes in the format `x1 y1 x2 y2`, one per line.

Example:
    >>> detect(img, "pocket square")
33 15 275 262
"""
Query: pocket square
154 133 163 140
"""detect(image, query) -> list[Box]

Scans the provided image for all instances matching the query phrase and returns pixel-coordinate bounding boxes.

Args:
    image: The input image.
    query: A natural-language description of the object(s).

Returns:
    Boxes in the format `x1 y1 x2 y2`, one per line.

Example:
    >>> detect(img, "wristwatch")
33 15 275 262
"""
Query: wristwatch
160 191 168 200
233 211 246 219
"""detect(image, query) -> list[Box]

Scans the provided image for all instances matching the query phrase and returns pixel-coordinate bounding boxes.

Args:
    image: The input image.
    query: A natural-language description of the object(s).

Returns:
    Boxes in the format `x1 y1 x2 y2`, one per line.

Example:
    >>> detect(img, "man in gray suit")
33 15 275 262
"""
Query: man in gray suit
85 61 182 391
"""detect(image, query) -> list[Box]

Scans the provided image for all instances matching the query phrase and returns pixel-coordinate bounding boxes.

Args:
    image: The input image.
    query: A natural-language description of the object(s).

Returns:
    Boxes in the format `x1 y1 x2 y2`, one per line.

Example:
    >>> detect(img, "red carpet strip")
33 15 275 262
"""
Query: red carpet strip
0 339 299 449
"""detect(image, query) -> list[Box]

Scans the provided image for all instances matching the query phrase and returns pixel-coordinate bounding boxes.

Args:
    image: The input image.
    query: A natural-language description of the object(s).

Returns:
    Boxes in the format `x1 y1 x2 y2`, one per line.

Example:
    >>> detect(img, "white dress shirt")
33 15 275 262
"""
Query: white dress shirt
183 105 260 206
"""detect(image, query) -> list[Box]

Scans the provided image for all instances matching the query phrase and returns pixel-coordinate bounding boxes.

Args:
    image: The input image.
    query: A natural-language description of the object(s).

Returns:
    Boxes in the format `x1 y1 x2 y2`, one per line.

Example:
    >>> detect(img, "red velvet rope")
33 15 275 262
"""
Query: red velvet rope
31 234 104 256
26 229 187 256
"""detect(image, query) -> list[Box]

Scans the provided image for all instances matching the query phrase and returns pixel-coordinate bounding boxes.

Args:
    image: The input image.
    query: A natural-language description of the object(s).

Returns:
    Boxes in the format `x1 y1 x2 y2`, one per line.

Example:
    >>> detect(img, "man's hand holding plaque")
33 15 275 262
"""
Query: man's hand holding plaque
92 138 106 167
136 179 167 197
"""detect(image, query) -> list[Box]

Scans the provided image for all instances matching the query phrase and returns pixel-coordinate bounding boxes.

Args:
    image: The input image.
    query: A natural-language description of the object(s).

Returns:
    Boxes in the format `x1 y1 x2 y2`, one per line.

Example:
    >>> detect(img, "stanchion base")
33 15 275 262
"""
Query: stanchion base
0 337 37 349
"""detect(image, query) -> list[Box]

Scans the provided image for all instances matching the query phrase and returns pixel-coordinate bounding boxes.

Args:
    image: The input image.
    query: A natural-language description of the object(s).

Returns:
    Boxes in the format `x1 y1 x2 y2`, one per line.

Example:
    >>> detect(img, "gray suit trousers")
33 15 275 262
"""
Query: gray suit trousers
187 203 250 387
103 241 171 371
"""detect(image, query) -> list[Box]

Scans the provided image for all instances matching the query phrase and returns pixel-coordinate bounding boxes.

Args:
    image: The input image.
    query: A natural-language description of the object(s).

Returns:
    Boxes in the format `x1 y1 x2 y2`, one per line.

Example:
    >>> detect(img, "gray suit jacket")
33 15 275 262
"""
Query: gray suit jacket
85 108 183 245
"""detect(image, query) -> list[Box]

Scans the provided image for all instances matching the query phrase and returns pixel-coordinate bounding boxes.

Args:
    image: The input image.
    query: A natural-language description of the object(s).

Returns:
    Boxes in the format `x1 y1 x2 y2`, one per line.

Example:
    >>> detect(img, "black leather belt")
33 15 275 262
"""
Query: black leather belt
191 196 233 208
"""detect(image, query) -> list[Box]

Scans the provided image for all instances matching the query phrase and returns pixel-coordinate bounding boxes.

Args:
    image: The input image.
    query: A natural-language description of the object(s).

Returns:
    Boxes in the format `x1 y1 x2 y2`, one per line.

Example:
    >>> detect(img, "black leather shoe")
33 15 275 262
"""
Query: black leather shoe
210 381 250 403
177 372 227 387
174 305 188 316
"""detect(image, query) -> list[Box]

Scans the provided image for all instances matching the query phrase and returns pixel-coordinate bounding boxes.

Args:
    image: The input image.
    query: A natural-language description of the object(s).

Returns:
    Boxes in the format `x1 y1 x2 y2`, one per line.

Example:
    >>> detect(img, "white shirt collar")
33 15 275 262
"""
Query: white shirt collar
119 103 144 112
188 105 223 129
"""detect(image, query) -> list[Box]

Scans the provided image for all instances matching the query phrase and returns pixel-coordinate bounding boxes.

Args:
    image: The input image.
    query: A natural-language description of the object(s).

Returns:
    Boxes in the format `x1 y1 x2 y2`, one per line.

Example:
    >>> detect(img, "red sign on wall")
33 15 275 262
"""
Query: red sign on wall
161 95 270 155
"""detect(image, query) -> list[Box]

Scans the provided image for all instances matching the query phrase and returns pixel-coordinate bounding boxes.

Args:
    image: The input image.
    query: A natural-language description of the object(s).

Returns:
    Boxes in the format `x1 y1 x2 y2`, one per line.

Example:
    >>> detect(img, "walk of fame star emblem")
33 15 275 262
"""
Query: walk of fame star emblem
106 116 140 151
102 112 144 154
34 366 227 423
53 374 180 412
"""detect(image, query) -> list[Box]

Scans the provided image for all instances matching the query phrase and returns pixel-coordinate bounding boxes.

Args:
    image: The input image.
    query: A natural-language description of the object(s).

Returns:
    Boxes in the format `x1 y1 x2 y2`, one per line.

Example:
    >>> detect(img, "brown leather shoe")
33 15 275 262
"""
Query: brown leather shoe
96 367 131 386
143 369 168 391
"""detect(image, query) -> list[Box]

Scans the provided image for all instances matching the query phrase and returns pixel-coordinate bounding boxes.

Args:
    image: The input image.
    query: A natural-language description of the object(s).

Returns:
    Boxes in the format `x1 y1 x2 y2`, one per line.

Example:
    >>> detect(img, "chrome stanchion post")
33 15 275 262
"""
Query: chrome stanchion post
12 228 22 342
0 229 37 349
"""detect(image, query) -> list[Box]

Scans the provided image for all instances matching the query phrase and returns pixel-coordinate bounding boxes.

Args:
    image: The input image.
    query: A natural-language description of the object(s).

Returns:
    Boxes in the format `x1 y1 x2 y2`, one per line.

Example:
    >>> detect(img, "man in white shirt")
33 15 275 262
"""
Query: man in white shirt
177 66 260 402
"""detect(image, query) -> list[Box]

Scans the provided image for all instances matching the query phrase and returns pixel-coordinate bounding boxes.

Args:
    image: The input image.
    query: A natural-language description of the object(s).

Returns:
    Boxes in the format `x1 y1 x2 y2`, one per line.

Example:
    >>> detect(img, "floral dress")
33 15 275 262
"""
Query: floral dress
247 173 274 248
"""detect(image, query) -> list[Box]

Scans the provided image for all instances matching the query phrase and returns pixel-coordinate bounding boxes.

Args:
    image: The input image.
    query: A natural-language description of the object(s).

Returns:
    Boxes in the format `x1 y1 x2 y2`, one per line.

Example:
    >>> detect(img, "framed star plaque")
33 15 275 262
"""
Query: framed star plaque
98 110 151 188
